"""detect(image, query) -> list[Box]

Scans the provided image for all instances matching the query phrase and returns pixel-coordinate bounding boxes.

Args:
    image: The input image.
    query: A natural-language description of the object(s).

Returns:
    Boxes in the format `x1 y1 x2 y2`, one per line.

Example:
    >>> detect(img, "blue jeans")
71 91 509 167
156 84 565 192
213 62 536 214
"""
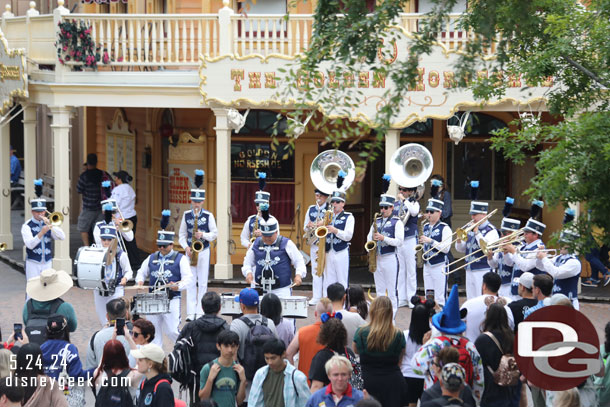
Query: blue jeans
585 248 607 280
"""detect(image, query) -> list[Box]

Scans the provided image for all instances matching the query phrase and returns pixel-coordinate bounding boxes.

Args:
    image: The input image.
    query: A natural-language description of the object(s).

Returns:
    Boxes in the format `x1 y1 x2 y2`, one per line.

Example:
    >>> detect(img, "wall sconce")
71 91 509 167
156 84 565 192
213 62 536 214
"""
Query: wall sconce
142 145 152 169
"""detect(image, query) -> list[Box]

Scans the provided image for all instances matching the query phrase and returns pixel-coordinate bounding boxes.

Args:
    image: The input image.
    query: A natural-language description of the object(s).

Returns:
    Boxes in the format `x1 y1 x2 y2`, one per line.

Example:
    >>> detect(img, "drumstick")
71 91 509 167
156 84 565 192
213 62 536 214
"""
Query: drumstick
124 283 175 291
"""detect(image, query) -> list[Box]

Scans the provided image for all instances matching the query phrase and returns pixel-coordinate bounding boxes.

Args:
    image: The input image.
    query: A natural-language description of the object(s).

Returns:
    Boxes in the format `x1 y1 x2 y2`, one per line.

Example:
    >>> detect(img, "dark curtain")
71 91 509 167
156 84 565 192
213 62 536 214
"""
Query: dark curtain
231 183 295 225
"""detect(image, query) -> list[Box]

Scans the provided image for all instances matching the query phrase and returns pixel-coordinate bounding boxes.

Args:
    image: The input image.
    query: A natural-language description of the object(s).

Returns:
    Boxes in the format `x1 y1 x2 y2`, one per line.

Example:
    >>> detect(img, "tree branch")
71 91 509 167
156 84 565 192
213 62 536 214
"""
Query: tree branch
561 54 610 89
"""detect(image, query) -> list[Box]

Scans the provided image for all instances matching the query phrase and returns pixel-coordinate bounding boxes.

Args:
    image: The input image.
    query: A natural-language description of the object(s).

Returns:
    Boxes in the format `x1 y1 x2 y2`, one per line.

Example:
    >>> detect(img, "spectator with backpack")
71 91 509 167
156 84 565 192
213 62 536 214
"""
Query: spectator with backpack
353 296 406 407
247 339 310 407
306 355 365 407
230 288 278 383
420 347 476 407
474 303 520 407
22 269 77 345
309 316 361 393
41 315 93 407
93 339 143 407
198 330 246 407
86 298 133 370
130 344 175 407
413 284 484 404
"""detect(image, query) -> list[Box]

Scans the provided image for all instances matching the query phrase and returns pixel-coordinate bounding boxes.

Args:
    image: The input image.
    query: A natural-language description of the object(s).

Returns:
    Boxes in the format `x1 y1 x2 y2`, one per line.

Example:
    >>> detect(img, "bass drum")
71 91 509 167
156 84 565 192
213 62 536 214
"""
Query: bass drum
73 246 114 293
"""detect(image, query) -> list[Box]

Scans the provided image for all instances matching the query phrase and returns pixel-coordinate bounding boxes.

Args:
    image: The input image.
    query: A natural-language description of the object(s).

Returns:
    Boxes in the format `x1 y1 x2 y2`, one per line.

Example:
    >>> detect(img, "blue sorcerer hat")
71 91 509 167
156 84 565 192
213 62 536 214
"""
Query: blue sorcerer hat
431 285 466 334
191 170 205 202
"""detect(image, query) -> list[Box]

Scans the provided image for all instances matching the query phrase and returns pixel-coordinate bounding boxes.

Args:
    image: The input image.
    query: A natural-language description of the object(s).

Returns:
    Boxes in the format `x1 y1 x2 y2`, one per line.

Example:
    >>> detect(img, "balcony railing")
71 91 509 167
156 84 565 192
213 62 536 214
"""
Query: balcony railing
0 4 491 71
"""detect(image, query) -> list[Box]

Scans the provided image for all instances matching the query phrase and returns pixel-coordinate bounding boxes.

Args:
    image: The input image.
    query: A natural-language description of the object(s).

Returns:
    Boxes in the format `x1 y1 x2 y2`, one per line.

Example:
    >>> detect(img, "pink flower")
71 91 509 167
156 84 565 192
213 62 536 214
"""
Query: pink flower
85 28 91 35
70 50 75 57
76 51 82 57
58 58 64 65
62 46 67 51
79 33 84 39
117 56 123 62
102 51 109 64
66 33 71 38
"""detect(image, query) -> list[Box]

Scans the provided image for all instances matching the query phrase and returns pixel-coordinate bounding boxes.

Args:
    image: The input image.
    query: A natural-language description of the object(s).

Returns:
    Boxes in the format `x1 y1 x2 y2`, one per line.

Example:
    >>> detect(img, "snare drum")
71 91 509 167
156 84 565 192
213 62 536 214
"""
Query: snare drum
220 293 242 316
73 246 114 293
280 296 308 318
133 292 170 315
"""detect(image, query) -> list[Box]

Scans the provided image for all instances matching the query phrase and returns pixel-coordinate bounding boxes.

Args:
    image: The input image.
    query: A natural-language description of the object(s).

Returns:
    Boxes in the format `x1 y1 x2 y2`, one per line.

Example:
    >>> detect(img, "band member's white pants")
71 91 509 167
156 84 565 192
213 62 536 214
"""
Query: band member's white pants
148 297 181 347
498 284 512 298
397 237 417 303
323 249 349 296
186 248 210 317
310 246 323 303
423 262 448 306
93 287 125 326
466 268 488 300
374 253 399 317
25 260 52 300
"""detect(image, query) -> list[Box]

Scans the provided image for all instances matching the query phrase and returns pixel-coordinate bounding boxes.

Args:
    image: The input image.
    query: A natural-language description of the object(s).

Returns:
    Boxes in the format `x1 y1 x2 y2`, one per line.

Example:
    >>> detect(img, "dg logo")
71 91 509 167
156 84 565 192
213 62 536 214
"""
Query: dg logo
515 305 601 390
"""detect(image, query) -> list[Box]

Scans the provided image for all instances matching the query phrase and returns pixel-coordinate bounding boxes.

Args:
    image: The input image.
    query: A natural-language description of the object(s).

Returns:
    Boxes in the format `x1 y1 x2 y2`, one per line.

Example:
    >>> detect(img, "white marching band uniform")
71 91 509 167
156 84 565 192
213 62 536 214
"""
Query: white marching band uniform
367 213 404 316
94 248 132 326
322 210 354 296
135 248 192 346
179 208 218 318
422 222 452 306
536 253 581 310
487 251 514 299
305 201 328 304
93 199 134 248
22 218 66 283
395 197 419 305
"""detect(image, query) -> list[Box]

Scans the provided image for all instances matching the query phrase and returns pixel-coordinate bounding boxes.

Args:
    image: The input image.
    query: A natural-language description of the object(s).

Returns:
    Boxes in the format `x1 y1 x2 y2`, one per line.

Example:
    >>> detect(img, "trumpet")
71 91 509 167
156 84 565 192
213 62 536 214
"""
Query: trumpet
0 243 6 251
419 208 498 260
44 210 63 226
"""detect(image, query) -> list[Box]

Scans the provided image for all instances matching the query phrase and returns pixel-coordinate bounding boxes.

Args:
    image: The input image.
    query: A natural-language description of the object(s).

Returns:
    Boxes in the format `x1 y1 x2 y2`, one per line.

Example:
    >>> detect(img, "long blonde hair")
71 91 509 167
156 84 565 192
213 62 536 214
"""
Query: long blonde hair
0 348 13 378
364 296 400 352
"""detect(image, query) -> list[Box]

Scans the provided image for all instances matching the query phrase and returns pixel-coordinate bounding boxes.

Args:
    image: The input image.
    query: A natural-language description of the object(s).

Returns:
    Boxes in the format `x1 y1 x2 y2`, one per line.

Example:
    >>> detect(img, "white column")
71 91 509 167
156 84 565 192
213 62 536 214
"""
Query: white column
53 0 70 82
385 129 400 196
22 104 37 207
50 106 72 272
0 120 13 249
212 108 232 279
218 0 234 55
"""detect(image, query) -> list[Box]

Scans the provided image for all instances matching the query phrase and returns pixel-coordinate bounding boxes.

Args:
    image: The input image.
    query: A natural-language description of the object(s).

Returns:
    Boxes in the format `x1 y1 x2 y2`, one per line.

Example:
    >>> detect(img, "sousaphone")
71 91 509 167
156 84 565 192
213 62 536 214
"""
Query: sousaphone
389 143 433 199
310 150 356 195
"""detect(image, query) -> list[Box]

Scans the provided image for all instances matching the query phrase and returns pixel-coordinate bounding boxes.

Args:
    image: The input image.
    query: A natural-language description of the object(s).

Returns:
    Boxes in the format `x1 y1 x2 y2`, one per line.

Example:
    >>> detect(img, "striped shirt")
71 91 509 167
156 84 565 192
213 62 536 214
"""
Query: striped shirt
76 169 104 210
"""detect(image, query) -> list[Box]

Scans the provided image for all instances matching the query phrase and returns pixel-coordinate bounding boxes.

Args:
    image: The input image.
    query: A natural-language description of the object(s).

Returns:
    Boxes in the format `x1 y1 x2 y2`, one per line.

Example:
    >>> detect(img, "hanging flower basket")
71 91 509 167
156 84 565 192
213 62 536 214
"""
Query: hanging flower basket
56 19 101 71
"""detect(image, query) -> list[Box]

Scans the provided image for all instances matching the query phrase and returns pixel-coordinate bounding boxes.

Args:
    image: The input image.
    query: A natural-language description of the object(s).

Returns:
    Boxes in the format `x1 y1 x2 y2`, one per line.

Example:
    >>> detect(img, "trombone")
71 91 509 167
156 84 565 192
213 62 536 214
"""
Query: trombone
444 228 525 270
44 210 63 226
419 208 498 260
517 248 558 259
0 243 6 252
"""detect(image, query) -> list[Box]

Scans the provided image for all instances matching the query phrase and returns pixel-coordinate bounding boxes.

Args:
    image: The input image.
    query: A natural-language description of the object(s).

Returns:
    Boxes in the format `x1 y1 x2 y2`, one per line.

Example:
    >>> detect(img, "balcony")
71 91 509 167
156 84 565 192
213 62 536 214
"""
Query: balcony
0 4 487 73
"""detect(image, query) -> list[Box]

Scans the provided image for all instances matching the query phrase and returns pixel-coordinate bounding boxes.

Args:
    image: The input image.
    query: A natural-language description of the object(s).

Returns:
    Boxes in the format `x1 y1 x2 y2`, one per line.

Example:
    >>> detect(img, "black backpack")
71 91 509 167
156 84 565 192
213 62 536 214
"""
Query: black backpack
168 336 198 402
93 369 134 407
25 298 64 345
239 316 275 381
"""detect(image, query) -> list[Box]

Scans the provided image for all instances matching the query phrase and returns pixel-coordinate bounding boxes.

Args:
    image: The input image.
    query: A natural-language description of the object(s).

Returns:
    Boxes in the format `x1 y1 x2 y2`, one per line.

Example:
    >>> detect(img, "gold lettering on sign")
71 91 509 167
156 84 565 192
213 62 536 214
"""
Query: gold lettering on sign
249 72 262 88
0 65 20 81
328 72 340 89
264 72 277 88
372 71 386 88
313 72 325 88
343 72 355 88
408 68 425 91
358 72 369 88
541 76 554 87
443 71 456 89
508 74 521 88
428 71 440 88
377 38 398 65
231 69 244 91
477 70 488 80
296 70 310 90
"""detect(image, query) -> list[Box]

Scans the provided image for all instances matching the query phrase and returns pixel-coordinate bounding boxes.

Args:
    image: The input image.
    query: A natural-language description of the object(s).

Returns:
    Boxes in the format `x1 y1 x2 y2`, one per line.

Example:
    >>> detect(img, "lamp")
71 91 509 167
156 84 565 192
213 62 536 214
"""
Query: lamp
227 108 250 133
447 111 471 145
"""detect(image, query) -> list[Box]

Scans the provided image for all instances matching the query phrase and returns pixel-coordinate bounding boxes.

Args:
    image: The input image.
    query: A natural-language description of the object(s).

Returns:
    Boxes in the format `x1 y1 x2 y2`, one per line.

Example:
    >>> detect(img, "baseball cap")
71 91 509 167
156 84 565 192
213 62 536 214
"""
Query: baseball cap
441 362 466 391
517 272 534 289
130 343 166 364
235 288 259 307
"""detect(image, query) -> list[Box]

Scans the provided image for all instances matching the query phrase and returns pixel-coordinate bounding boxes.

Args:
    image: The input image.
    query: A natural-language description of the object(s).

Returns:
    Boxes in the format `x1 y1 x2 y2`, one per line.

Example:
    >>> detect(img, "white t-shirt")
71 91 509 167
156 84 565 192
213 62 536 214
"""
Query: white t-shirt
111 183 136 218
462 294 514 342
336 309 366 345
400 330 425 379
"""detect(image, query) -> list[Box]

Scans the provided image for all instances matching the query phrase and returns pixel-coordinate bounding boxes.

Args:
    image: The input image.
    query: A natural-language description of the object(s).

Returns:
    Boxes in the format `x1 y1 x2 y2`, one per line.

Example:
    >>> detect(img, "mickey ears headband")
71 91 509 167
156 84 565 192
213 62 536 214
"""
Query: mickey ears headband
320 312 343 323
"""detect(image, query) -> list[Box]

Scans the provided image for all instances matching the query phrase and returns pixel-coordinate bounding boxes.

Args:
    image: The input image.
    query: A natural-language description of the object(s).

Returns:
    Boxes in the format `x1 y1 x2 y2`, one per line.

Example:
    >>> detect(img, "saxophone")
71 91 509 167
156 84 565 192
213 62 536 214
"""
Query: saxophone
315 210 333 277
190 208 203 266
365 213 380 273
250 211 260 244
304 203 326 246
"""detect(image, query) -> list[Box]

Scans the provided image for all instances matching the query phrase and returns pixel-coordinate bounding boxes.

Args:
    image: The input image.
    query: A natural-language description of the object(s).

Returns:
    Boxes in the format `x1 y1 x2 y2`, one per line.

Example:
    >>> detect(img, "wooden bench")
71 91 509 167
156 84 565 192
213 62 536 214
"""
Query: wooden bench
20 175 55 212
10 174 24 209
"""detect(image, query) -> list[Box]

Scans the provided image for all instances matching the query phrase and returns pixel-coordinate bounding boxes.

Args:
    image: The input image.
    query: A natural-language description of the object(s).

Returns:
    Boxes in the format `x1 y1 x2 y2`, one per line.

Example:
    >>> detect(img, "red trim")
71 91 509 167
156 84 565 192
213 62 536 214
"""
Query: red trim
324 383 353 397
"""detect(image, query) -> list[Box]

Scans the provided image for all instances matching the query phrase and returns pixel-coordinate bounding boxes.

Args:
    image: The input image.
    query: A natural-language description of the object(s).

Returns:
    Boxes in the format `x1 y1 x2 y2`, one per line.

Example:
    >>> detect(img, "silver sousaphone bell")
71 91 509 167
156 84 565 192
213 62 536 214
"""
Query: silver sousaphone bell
390 143 434 199
310 150 356 195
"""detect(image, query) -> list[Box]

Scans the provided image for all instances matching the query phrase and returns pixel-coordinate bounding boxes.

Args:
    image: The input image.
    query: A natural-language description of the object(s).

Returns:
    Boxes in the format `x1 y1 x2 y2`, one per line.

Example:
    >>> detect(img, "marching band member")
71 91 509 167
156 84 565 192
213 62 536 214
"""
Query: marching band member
240 172 272 249
322 171 354 295
394 183 420 308
535 209 582 309
136 210 192 346
21 179 66 285
304 188 330 306
242 205 306 297
367 175 404 315
95 225 132 325
179 170 218 321
504 201 547 288
420 198 452 306
487 197 520 299
455 181 499 300
93 202 134 248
